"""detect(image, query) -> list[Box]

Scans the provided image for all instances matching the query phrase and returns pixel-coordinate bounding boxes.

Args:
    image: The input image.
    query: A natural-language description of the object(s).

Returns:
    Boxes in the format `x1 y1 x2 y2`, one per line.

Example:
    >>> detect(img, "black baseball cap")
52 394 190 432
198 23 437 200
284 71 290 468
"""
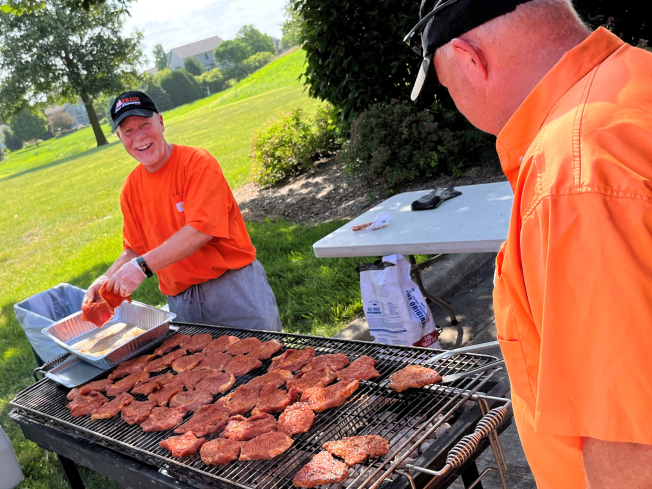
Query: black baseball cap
406 0 534 100
110 91 159 131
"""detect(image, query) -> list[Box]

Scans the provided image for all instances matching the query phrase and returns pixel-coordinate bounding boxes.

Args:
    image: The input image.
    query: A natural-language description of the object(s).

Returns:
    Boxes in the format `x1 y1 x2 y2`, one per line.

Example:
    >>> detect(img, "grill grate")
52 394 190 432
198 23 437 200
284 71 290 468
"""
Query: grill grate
12 323 499 489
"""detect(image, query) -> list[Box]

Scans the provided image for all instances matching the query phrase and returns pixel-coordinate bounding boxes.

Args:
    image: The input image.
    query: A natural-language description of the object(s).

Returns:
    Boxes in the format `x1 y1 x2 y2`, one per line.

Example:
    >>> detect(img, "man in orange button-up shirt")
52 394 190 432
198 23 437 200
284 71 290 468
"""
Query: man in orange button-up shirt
407 0 652 487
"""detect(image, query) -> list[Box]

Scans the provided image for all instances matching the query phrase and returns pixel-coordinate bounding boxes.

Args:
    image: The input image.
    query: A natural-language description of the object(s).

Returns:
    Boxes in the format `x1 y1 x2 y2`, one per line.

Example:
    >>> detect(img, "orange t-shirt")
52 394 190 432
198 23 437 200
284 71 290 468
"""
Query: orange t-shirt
494 28 652 488
120 145 256 296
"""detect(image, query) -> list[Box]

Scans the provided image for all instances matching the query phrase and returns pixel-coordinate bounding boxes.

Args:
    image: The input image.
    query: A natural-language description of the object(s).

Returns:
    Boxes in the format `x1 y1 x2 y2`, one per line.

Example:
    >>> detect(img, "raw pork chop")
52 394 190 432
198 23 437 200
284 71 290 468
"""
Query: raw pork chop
249 340 283 360
81 300 113 327
160 431 206 458
194 372 236 395
203 335 240 353
145 349 187 373
278 402 315 436
141 406 188 432
91 393 134 420
99 282 131 310
176 370 212 390
269 347 315 373
181 334 213 353
323 435 390 466
169 390 213 412
293 451 349 487
132 373 176 396
109 354 156 380
224 355 262 377
226 337 263 356
246 370 294 391
239 432 294 461
214 384 259 415
172 353 206 373
154 334 190 356
67 392 108 417
148 379 184 407
252 384 298 414
67 387 81 401
222 413 278 441
106 371 149 397
121 400 156 425
195 352 232 371
303 380 360 413
200 439 243 465
286 369 337 394
174 405 230 437
389 365 442 392
302 353 349 373
336 356 380 382
78 379 113 395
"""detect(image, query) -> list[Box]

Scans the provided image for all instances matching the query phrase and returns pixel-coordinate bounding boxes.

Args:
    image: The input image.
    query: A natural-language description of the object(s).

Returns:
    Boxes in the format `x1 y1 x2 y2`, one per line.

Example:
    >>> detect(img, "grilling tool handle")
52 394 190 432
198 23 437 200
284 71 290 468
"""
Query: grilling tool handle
426 340 499 365
439 359 505 384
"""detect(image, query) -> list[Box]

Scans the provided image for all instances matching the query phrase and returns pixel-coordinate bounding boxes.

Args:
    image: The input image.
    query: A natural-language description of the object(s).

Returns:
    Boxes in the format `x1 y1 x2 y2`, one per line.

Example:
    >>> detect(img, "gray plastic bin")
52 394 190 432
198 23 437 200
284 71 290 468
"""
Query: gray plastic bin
14 283 86 363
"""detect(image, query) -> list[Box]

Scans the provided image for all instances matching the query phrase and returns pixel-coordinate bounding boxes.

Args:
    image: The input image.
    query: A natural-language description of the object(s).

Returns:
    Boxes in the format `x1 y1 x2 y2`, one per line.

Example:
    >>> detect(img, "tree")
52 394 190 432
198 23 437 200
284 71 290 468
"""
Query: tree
142 82 174 112
157 69 203 108
0 0 129 14
184 56 205 76
10 109 48 145
214 39 251 81
153 44 168 71
47 109 75 132
195 68 226 96
236 24 276 55
1 126 23 151
0 0 143 147
242 52 274 76
573 1 651 47
281 0 301 51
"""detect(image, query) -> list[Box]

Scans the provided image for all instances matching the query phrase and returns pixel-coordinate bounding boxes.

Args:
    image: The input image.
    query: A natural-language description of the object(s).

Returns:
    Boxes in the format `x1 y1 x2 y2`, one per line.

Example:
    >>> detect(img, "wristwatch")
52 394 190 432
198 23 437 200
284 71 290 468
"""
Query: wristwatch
135 256 154 278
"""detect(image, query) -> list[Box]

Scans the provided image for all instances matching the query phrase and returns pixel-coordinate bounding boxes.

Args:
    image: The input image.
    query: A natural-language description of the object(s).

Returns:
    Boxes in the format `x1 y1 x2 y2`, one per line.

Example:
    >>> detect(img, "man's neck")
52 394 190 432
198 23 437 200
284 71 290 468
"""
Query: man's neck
144 142 174 173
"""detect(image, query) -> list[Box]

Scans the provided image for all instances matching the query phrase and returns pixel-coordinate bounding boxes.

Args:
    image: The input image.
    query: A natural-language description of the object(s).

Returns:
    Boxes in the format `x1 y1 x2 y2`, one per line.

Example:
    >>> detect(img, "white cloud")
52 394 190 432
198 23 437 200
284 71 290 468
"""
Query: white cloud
123 0 286 67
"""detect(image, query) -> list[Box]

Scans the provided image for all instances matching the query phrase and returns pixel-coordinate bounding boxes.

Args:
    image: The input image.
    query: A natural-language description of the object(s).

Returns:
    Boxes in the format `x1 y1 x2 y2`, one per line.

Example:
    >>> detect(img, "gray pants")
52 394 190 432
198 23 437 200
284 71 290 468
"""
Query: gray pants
168 260 281 331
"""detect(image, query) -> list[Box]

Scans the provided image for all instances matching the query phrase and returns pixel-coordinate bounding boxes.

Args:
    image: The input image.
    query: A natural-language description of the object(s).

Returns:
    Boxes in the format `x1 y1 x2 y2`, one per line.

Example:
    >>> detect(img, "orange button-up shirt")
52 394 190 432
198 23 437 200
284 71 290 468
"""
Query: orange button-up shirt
494 27 652 488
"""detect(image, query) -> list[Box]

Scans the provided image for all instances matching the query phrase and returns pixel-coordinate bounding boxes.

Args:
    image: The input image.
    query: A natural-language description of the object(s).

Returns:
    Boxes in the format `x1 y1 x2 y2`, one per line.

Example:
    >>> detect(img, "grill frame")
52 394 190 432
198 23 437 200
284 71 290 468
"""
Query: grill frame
11 323 505 489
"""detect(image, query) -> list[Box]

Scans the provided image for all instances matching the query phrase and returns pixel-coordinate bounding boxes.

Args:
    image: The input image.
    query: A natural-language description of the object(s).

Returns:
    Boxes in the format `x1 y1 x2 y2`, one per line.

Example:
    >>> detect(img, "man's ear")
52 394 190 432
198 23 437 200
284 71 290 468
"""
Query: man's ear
158 114 165 133
115 127 123 142
450 38 488 81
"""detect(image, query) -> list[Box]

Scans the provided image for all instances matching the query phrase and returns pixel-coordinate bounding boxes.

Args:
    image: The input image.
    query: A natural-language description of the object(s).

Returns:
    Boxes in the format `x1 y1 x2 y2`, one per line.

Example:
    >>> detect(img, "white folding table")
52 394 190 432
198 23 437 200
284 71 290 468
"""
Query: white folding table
313 181 514 324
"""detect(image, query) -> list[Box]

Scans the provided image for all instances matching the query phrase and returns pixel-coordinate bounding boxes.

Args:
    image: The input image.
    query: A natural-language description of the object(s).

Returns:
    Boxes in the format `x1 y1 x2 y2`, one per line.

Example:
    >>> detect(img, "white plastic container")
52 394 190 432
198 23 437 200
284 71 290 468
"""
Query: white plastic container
0 426 24 489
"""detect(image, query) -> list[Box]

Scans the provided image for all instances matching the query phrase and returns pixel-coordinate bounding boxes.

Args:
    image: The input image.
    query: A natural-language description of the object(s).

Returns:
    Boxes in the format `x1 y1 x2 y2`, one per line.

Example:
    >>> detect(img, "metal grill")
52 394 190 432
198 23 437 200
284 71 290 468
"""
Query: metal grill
11 323 502 489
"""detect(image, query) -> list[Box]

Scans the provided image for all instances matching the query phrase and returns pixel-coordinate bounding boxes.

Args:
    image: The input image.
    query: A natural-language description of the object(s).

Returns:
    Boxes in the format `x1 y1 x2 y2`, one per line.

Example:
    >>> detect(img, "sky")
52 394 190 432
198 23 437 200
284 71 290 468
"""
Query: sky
123 0 287 68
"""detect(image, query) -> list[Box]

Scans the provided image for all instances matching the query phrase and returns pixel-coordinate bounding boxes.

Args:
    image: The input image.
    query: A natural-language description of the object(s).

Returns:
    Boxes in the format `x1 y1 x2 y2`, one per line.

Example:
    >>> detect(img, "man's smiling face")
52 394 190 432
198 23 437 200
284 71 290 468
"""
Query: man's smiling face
117 114 168 171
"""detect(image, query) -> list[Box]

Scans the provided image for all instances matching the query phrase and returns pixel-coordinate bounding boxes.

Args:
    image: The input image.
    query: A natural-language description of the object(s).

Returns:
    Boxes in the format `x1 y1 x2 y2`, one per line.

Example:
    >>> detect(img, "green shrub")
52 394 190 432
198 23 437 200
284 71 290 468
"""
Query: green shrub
242 52 275 76
157 69 203 108
2 126 23 151
196 68 227 96
143 82 174 112
11 109 48 145
184 56 205 76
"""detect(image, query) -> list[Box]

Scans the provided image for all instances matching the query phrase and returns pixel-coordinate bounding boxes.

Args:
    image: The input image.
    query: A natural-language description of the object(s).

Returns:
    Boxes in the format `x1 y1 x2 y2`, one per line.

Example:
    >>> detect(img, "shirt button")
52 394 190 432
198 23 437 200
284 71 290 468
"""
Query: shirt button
519 156 524 162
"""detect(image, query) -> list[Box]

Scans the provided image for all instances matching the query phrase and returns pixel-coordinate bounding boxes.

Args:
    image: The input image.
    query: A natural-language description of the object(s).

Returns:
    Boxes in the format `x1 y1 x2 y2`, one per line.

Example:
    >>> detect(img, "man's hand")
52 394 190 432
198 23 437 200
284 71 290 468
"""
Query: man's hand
584 438 652 488
83 275 109 305
107 259 147 297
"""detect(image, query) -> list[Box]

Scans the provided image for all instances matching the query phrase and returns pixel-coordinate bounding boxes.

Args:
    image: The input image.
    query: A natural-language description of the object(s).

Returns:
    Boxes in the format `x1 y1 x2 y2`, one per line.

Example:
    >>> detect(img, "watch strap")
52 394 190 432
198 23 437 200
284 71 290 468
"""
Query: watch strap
136 256 153 278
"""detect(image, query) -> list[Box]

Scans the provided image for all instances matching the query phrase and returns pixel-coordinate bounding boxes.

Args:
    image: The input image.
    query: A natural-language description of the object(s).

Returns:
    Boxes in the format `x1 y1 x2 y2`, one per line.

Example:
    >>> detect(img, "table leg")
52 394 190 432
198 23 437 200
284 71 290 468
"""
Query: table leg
408 255 458 326
58 454 86 489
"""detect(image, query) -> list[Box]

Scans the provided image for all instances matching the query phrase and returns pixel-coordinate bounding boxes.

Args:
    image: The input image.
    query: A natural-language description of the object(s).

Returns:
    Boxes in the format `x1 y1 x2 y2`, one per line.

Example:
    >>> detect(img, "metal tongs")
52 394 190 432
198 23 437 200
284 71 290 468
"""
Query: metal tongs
426 341 505 384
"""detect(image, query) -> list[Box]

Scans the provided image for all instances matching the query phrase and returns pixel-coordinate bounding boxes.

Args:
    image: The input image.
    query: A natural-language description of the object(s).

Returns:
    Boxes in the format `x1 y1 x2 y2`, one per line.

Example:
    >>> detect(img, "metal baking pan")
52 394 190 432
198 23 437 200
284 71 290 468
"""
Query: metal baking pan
42 301 176 370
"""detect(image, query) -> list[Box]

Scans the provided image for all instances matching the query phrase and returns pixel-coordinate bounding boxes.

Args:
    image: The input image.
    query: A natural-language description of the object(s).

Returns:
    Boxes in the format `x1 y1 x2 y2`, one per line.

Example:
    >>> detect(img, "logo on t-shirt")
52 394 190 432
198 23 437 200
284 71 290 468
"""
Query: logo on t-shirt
176 202 184 212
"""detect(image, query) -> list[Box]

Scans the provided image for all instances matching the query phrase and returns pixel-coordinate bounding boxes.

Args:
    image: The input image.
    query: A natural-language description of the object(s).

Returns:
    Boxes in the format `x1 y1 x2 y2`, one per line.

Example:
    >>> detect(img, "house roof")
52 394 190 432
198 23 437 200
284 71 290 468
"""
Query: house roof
170 36 224 59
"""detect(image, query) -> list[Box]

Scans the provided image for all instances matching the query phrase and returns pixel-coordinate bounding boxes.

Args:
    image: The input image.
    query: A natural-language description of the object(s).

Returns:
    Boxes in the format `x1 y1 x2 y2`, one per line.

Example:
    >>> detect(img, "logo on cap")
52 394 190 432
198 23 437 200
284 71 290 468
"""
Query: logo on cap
116 97 141 112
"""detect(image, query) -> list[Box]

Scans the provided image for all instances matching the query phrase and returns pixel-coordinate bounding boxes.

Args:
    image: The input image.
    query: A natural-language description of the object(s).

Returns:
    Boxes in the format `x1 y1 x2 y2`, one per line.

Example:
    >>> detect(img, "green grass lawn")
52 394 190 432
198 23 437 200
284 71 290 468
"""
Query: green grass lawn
1 48 368 488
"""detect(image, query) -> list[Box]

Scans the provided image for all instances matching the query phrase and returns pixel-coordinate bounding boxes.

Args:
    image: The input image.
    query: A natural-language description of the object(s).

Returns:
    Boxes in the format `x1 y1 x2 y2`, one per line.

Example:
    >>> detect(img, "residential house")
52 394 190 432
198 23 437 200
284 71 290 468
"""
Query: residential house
167 36 224 72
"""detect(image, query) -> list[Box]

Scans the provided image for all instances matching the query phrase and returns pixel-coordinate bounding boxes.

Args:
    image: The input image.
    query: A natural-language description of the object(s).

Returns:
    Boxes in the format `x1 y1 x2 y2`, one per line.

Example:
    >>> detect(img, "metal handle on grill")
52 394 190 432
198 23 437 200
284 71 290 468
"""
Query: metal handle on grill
425 341 499 365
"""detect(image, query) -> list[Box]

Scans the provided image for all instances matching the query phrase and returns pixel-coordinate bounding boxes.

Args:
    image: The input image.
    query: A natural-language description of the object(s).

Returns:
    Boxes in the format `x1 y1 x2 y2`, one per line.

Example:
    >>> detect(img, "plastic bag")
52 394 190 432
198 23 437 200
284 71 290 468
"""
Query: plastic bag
14 283 86 363
358 254 440 348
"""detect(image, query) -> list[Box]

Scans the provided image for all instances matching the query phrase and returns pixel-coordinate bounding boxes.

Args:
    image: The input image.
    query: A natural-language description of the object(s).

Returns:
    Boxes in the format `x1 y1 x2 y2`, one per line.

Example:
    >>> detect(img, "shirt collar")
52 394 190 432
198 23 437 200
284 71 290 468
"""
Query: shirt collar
496 27 625 189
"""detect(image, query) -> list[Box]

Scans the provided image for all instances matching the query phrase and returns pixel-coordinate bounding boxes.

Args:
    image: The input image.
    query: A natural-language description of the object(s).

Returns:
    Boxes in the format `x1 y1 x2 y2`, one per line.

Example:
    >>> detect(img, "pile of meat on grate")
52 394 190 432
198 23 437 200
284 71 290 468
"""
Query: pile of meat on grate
66 333 443 487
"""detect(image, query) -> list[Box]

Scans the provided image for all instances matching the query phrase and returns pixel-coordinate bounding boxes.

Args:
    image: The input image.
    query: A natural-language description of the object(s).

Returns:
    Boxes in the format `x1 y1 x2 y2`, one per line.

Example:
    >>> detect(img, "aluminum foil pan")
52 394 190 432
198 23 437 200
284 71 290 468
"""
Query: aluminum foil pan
42 301 176 370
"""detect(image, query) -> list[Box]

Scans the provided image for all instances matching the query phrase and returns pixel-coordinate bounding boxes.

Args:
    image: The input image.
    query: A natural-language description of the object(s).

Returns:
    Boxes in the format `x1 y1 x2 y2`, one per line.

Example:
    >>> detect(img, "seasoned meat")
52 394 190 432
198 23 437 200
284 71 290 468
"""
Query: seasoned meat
323 435 390 466
174 405 230 437
160 431 206 458
148 379 184 407
278 402 315 436
109 354 156 380
176 369 212 391
249 340 283 360
81 300 113 327
169 390 213 412
195 352 232 372
181 334 213 353
142 406 188 432
106 371 149 397
269 347 315 373
91 393 134 420
252 384 298 414
144 349 187 373
79 379 113 396
154 333 190 356
214 384 259 415
224 354 262 377
121 400 156 425
67 387 81 401
293 451 349 488
201 439 243 465
172 353 206 373
222 413 278 441
389 365 442 392
287 369 337 394
303 380 360 413
336 356 380 382
194 372 236 395
226 337 263 356
67 392 108 417
239 431 293 461
99 282 131 310
131 373 176 396
302 353 350 373
246 370 294 391
203 335 240 353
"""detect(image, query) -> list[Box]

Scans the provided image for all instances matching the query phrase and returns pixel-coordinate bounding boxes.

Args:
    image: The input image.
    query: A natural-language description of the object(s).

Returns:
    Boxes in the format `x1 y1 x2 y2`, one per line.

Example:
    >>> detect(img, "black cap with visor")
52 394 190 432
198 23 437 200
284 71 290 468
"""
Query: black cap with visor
110 91 159 131
405 0 534 100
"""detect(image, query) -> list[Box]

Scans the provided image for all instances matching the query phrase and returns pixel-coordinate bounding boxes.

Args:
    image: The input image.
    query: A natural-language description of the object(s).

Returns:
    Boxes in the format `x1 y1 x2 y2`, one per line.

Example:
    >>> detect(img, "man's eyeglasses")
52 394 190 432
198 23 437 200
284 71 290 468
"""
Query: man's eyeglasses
403 0 461 57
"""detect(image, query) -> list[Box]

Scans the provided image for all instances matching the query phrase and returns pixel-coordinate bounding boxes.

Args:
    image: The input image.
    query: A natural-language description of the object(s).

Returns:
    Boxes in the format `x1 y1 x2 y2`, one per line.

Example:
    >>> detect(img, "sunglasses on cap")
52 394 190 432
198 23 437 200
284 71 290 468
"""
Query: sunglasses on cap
403 0 462 57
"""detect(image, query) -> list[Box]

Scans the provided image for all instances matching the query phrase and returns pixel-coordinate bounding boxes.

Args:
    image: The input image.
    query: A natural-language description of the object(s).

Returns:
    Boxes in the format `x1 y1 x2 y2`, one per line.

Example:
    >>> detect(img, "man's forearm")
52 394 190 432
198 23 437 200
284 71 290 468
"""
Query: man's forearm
106 248 138 277
584 438 652 488
142 225 213 272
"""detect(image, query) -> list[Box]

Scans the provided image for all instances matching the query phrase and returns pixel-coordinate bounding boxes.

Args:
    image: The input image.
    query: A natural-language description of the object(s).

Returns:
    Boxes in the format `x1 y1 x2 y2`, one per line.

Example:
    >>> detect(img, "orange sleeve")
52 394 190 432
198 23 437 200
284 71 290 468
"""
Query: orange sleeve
522 192 652 444
120 186 144 254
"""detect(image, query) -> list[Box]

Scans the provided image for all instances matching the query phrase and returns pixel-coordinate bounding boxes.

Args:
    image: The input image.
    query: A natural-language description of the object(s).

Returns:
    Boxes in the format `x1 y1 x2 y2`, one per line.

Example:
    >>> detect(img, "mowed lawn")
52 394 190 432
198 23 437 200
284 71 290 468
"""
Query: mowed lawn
0 48 366 488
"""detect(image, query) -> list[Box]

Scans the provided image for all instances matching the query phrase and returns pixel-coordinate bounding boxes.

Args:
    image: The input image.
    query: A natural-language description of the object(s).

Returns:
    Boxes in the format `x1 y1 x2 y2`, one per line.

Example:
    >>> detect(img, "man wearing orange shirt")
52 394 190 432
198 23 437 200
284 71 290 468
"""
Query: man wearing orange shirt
83 91 281 332
407 0 652 487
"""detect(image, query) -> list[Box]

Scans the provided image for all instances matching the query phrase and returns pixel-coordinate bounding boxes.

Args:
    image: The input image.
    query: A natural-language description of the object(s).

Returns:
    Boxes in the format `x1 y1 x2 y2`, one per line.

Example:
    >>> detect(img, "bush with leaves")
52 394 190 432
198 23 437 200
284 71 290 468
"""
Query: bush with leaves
48 109 75 133
142 82 174 112
281 0 301 51
11 109 48 146
195 68 226 96
157 69 203 108
2 126 23 151
242 52 275 76
184 56 205 76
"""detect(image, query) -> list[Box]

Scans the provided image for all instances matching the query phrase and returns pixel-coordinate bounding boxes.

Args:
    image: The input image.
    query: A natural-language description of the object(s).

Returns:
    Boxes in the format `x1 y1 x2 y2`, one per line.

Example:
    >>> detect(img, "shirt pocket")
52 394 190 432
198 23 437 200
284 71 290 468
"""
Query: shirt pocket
497 310 537 407
170 193 186 227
